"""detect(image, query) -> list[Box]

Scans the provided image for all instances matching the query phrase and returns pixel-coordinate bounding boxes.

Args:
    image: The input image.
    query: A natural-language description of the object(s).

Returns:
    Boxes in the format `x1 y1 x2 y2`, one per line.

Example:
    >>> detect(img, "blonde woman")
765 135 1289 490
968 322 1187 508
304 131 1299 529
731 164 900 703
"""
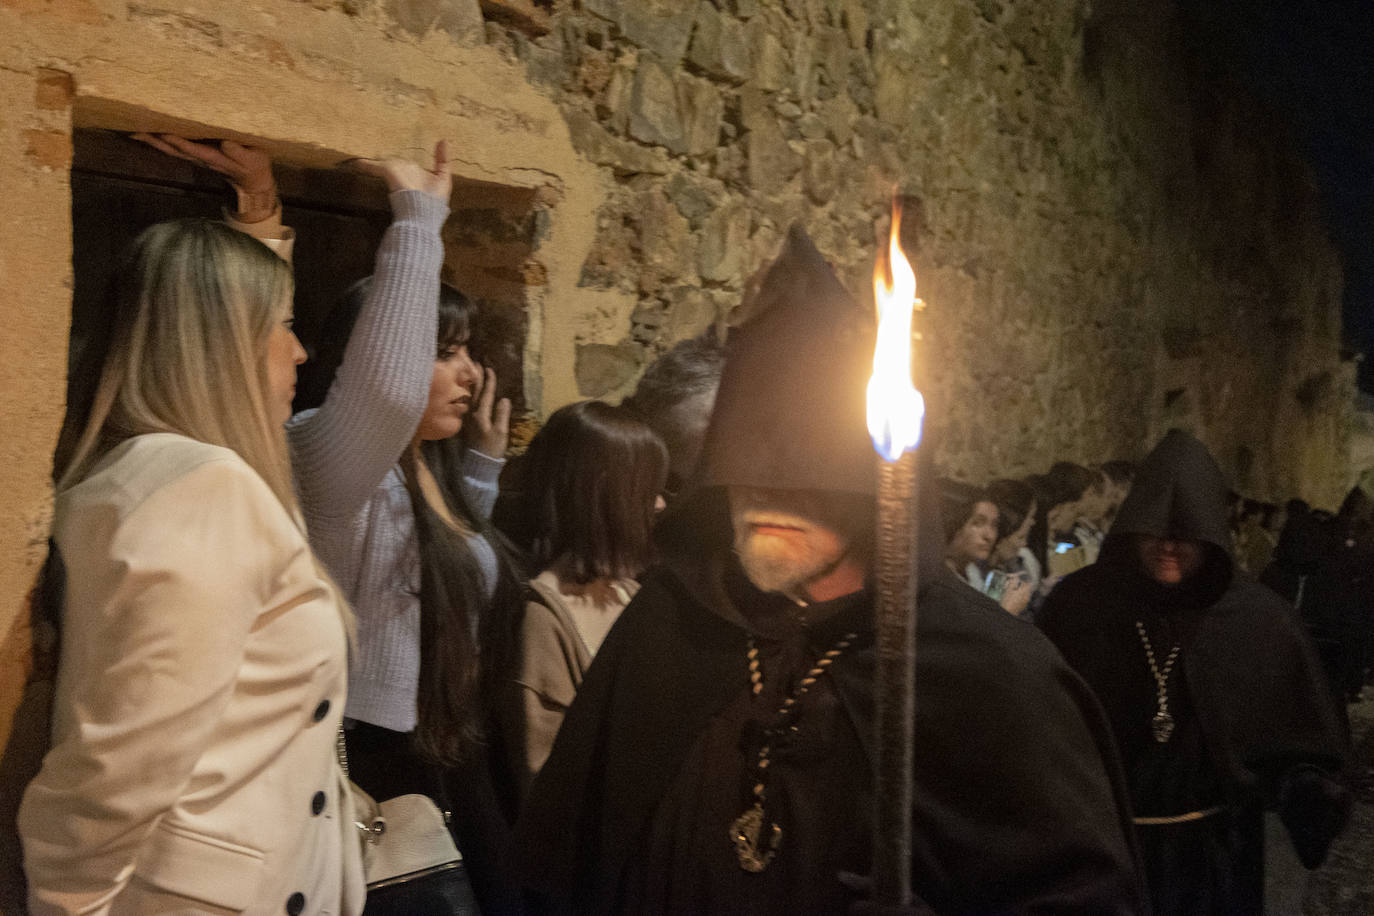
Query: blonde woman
130 137 522 914
15 148 442 915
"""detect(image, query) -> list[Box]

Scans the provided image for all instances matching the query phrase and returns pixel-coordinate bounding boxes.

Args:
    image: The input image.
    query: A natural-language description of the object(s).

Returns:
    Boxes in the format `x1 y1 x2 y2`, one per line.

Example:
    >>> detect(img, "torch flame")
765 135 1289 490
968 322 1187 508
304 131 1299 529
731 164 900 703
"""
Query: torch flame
867 201 926 462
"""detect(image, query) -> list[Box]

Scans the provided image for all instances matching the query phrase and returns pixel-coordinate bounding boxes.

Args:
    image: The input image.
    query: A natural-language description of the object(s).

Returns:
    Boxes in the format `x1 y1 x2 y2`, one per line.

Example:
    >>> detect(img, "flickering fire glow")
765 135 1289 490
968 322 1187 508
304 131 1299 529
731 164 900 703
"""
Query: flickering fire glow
866 203 925 462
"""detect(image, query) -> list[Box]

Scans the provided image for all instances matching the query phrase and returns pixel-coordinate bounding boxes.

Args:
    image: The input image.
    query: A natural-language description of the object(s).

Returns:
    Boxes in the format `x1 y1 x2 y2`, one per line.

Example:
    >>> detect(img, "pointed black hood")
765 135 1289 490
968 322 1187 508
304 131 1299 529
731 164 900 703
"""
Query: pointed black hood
656 224 947 597
695 223 877 496
1105 429 1233 558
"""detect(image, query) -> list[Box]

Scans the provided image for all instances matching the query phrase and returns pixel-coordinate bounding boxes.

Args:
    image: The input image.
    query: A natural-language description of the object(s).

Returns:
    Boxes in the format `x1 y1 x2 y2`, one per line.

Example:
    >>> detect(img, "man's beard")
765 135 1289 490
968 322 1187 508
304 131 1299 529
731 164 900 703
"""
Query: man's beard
735 532 847 599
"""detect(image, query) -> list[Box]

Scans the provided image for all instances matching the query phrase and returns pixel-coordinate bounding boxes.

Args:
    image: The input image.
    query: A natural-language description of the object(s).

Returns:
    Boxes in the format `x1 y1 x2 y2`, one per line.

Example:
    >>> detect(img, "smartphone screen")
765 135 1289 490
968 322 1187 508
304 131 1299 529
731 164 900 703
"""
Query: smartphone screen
984 569 1009 601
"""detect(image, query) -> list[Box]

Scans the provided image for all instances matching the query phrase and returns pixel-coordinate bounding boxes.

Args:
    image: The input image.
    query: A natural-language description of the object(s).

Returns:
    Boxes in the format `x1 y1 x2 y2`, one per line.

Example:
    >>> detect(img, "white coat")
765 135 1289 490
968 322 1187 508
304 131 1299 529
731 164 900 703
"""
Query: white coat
19 434 365 915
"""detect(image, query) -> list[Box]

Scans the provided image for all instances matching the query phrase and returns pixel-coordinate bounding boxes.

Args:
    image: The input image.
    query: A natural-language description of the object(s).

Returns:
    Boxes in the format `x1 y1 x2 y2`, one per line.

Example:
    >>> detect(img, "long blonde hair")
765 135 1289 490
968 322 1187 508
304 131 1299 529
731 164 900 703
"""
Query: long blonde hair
60 218 297 511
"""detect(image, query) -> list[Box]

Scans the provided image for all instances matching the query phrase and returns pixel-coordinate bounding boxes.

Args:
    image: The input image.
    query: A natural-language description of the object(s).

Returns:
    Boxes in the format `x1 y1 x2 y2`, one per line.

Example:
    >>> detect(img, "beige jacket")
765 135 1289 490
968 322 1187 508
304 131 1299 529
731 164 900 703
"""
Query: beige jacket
505 569 637 800
19 434 364 915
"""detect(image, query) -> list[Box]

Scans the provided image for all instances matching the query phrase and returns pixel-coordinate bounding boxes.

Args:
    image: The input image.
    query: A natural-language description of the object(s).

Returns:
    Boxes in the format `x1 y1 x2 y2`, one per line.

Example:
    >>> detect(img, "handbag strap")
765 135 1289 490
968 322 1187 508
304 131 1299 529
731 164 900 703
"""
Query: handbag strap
336 724 350 779
338 722 453 829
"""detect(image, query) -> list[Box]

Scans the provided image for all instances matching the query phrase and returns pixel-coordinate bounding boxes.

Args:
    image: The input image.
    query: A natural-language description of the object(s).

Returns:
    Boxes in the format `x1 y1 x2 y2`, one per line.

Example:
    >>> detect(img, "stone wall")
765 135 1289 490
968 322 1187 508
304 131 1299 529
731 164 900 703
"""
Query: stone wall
484 0 1349 501
0 0 1350 755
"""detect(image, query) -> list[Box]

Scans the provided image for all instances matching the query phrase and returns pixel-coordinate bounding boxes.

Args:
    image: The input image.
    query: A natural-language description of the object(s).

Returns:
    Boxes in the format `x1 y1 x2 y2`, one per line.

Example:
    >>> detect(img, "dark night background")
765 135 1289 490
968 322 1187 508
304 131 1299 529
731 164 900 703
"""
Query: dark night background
1182 0 1374 392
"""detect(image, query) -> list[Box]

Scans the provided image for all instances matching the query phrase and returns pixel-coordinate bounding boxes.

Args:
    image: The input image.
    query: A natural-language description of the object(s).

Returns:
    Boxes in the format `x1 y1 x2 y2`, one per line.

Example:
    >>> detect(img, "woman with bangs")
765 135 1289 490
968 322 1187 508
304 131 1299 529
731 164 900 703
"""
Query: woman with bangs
18 215 366 914
500 400 668 801
270 149 524 911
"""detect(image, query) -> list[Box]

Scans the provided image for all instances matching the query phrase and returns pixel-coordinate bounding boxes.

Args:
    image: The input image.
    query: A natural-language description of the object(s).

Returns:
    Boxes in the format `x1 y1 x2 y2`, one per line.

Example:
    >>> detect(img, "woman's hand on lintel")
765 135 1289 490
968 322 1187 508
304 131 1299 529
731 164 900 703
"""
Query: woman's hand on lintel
346 140 452 203
132 134 278 223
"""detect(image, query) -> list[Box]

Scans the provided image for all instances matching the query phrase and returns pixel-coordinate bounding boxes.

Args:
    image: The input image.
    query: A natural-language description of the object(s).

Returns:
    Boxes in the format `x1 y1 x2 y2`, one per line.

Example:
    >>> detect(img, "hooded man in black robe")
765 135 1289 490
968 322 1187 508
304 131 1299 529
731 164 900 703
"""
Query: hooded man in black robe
512 225 1147 915
1039 429 1350 915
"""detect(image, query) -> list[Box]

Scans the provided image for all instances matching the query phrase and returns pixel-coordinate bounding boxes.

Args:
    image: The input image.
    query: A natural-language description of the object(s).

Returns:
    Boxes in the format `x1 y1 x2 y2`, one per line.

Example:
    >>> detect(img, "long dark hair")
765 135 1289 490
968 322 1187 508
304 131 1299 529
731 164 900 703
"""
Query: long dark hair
986 477 1035 542
523 400 668 582
1025 463 1096 571
937 478 990 546
1024 473 1056 573
405 285 524 765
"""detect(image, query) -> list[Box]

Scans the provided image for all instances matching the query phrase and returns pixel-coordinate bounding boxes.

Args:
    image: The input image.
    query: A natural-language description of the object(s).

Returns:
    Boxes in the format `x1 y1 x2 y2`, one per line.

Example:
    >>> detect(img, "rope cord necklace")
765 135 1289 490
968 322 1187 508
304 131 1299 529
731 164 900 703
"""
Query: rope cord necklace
1135 619 1181 743
730 630 858 873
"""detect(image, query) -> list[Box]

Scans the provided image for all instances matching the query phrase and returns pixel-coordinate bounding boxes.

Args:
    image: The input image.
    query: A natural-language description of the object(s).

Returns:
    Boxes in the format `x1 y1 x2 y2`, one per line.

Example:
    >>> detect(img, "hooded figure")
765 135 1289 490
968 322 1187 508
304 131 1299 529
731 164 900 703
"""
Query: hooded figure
1039 430 1350 915
1285 479 1374 702
511 226 1146 915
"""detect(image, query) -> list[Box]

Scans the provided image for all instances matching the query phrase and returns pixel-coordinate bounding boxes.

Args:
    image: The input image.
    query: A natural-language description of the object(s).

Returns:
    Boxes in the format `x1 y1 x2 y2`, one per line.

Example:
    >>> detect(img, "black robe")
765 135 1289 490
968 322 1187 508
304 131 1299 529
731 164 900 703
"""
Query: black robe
512 492 1148 914
512 226 1144 913
1039 430 1350 915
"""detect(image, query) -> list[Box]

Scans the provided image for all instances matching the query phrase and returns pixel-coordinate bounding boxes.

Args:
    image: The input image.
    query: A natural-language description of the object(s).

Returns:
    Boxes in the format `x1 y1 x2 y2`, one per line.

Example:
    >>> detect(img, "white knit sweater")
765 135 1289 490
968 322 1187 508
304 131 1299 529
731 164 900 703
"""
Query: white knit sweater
287 189 502 732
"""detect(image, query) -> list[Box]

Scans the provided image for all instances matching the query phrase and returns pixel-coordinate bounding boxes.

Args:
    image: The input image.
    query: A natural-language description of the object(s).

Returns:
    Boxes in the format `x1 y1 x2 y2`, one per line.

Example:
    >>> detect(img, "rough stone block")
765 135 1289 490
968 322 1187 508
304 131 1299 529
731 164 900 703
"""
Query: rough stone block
665 171 725 226
597 58 636 130
629 58 687 153
813 25 849 88
797 111 827 139
873 58 913 123
576 341 641 396
581 0 619 24
636 183 694 287
698 199 751 282
519 36 571 88
687 4 753 83
817 93 857 145
580 209 638 289
619 0 700 66
712 143 747 187
803 138 837 204
664 284 719 338
436 0 484 43
791 31 816 102
750 21 790 92
842 0 868 49
677 74 725 157
745 115 802 194
566 109 670 175
630 298 668 347
578 49 613 94
738 83 770 128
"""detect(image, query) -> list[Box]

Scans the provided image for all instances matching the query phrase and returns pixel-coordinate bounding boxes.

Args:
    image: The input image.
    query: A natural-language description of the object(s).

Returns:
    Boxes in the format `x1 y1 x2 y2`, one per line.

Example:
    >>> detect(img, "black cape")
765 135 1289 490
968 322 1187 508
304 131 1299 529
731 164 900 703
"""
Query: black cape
1039 430 1350 913
513 225 1146 913
511 484 1147 914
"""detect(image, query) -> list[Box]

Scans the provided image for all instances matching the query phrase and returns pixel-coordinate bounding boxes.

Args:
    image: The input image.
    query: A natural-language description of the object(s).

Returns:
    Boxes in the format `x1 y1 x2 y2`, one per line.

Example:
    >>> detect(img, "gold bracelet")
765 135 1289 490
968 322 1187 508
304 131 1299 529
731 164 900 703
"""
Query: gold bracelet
233 186 279 223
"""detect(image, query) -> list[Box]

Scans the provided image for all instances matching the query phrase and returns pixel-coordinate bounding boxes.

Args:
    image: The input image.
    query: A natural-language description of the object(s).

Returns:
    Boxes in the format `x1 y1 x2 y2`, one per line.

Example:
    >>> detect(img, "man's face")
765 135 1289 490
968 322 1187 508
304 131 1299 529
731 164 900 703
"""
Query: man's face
1136 535 1205 586
728 486 863 598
